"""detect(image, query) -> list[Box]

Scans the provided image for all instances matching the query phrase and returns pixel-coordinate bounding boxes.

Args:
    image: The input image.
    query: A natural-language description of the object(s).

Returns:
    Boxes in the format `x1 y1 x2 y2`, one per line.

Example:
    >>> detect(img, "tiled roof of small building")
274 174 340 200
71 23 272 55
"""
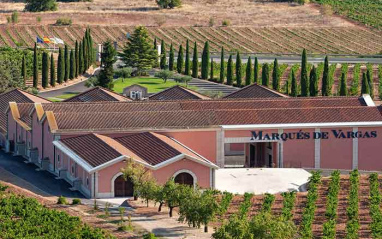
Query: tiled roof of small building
223 83 288 99
64 87 131 102
149 85 210 100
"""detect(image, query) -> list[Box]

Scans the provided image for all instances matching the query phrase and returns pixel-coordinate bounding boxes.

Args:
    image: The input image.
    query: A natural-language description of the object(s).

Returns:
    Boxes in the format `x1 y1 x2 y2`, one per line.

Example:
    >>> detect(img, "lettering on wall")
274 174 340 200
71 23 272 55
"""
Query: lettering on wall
251 130 377 142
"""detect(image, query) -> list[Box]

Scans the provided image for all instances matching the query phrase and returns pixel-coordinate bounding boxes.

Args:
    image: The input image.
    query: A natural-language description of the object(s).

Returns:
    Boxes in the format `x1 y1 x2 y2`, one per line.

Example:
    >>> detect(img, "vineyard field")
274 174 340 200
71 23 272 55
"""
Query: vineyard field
215 174 375 238
1 25 382 55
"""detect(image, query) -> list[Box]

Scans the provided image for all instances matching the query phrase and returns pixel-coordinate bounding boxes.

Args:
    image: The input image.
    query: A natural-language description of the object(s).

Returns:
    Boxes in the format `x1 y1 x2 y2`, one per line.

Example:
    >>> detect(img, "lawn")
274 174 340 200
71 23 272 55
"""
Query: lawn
113 77 194 94
47 93 79 102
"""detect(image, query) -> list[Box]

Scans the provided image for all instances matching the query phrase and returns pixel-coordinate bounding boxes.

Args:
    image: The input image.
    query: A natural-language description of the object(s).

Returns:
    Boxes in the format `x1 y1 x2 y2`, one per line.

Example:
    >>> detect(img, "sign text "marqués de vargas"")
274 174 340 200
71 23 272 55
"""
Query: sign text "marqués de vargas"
251 130 377 142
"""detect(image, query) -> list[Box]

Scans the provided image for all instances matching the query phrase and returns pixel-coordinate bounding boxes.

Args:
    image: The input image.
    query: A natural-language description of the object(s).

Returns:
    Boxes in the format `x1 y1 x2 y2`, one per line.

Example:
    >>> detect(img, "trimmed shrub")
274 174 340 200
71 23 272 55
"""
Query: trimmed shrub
57 196 68 205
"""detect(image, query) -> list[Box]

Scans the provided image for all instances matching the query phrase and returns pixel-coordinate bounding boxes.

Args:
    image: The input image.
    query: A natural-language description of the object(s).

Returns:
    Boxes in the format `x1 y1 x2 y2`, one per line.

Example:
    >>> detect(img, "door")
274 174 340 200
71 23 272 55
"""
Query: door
249 144 256 168
174 172 194 186
114 175 134 197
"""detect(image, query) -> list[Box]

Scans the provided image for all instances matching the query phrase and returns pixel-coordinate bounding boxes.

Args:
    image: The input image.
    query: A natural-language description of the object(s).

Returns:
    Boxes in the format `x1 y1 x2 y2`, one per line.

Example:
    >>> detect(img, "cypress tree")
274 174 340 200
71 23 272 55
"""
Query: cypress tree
87 28 93 65
57 47 64 84
272 58 280 91
98 40 117 89
367 69 374 98
192 42 198 78
33 43 38 88
201 41 210 79
309 66 318 97
339 72 347 96
210 58 214 81
79 42 83 74
245 56 252 86
235 52 242 87
361 72 370 95
177 44 184 74
82 36 87 72
41 52 49 89
50 53 55 87
227 55 233 85
22 54 26 86
254 57 259 84
70 49 75 80
291 69 297 97
169 43 174 71
322 56 330 96
75 40 79 77
185 40 190 75
220 47 225 84
262 63 269 86
301 49 309 96
160 40 166 69
64 45 69 82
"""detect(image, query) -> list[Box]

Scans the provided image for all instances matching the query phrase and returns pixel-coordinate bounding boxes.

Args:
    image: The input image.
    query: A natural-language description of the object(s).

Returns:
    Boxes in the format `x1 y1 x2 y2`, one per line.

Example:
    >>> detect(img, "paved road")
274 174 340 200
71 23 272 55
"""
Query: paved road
38 80 88 98
0 151 84 198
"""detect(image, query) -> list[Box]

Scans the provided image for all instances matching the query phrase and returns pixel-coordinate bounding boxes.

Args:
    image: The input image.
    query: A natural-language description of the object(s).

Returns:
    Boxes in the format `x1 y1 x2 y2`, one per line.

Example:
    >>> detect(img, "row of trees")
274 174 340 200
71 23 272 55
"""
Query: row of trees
32 28 94 89
369 173 382 238
322 170 341 238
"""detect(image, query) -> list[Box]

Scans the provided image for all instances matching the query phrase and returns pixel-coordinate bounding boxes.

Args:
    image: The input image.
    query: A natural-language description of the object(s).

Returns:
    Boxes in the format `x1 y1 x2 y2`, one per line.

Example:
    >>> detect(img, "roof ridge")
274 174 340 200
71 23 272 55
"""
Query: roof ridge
63 86 130 102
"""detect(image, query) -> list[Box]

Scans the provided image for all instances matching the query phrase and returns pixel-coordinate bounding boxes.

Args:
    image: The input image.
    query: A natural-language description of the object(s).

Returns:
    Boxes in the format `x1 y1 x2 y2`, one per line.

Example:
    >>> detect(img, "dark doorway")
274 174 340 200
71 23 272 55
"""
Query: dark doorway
114 175 134 197
249 144 256 167
9 140 14 152
174 172 194 186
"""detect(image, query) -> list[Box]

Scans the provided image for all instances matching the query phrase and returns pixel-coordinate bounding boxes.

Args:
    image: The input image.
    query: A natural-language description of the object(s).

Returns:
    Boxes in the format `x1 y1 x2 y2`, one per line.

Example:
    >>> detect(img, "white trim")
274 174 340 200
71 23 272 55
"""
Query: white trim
111 172 124 198
352 127 359 169
154 154 219 170
362 94 375 106
314 128 321 169
216 129 225 168
53 141 93 172
173 169 197 188
224 137 280 143
278 129 283 168
221 121 382 130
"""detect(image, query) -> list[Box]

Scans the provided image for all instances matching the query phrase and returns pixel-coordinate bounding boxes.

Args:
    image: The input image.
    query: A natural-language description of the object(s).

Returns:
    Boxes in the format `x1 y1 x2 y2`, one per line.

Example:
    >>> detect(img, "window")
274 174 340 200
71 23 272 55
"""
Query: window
130 91 136 99
57 155 60 163
71 165 74 174
86 177 89 186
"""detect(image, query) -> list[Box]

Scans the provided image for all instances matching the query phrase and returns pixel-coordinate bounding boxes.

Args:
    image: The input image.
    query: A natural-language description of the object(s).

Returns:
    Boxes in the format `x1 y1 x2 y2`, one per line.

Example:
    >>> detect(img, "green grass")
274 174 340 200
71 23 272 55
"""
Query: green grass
47 93 79 102
113 77 195 93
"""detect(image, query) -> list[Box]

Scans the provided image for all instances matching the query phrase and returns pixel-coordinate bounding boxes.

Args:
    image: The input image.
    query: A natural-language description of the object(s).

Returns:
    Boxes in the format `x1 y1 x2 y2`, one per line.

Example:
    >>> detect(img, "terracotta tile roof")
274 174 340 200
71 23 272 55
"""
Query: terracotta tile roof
59 132 209 168
0 89 50 133
63 87 131 102
49 106 382 132
149 85 210 100
223 83 289 99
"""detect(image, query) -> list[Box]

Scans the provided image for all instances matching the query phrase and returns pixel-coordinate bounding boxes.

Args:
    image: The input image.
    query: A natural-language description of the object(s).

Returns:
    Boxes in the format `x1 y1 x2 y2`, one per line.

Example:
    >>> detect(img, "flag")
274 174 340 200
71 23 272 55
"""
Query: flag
54 37 64 44
43 37 51 43
49 38 57 44
36 37 44 44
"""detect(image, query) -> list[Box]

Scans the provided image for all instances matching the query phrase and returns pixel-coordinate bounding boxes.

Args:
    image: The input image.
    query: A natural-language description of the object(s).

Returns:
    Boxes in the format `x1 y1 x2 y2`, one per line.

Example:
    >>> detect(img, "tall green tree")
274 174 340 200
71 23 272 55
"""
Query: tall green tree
210 58 214 81
309 66 318 97
192 42 198 78
361 72 370 95
227 55 233 86
291 69 297 97
169 43 174 71
272 58 280 91
367 69 374 98
160 40 166 69
64 45 69 82
300 49 309 96
21 54 27 85
82 36 88 72
33 43 38 88
78 42 83 75
322 56 330 96
201 41 210 79
219 47 225 84
245 56 252 86
235 52 242 87
69 49 75 80
41 52 49 89
254 57 259 84
98 40 116 89
185 40 190 75
339 72 347 96
75 40 79 77
262 63 269 86
57 47 64 84
87 28 93 66
176 45 184 74
50 53 55 87
119 26 157 74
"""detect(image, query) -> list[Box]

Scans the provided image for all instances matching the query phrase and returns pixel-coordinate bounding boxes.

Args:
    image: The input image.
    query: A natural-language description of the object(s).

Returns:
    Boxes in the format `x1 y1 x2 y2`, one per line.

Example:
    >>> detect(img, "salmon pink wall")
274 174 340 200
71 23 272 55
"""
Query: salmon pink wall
162 131 217 163
43 121 55 164
358 127 382 171
7 113 16 141
320 128 353 169
31 113 42 157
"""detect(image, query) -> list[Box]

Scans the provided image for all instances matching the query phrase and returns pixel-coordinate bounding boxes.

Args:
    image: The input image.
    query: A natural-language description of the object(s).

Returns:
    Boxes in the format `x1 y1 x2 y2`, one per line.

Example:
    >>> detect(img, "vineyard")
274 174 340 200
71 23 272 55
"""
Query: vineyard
1 25 382 55
214 171 381 239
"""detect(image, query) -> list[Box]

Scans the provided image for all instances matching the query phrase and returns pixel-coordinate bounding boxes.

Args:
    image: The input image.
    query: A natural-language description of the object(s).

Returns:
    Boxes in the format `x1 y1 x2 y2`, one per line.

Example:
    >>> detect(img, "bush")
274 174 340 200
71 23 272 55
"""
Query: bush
72 198 81 205
36 16 42 23
55 18 72 26
25 0 57 12
222 20 230 26
115 67 133 80
11 12 19 23
156 0 181 9
57 196 68 205
143 233 158 239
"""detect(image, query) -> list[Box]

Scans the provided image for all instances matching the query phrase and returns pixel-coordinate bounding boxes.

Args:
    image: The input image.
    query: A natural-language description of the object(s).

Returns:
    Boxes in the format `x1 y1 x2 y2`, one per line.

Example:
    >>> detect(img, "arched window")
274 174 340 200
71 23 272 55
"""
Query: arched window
174 172 194 186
